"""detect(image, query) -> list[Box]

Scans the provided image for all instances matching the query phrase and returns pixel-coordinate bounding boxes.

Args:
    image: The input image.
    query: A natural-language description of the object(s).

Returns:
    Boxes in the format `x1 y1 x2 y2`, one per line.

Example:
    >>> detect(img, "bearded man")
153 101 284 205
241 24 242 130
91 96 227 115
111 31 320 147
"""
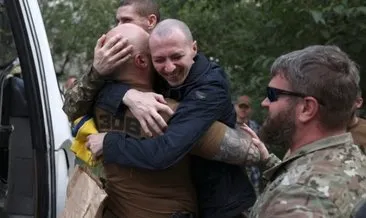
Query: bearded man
247 45 366 218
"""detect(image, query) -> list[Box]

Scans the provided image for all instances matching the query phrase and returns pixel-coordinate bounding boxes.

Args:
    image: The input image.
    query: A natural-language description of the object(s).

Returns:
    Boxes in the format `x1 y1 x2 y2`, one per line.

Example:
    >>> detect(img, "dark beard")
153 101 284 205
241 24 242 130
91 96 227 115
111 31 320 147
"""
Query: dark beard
259 106 296 152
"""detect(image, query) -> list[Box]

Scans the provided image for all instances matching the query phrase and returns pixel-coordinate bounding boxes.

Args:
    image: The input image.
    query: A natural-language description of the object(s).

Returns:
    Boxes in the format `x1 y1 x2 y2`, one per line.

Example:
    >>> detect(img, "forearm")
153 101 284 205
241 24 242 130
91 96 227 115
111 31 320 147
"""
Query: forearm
211 127 261 166
63 66 105 121
103 131 196 170
102 108 218 170
103 83 229 170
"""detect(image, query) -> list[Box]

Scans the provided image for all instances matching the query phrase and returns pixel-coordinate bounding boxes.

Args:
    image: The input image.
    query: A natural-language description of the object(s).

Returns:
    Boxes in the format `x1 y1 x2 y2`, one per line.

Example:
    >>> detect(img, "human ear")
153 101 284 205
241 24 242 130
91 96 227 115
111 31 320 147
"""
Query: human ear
192 40 198 55
135 54 148 68
298 97 319 123
147 14 157 30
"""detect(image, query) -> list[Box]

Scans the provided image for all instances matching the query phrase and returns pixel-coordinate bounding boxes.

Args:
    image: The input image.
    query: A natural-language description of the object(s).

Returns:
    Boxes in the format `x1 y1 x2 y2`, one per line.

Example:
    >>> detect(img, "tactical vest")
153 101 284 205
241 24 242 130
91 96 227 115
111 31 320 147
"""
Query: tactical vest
94 102 197 218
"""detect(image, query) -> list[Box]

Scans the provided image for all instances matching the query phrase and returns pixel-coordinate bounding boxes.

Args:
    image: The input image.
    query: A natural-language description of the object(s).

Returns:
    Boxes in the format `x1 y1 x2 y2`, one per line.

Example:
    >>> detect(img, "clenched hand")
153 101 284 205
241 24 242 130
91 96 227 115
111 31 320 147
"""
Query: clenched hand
86 133 107 160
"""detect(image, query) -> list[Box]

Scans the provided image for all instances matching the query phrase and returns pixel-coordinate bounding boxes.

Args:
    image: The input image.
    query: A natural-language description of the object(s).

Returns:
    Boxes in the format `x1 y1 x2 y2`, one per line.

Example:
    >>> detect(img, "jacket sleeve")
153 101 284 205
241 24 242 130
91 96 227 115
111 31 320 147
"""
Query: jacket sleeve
95 82 130 115
63 66 105 121
103 81 229 170
63 67 131 120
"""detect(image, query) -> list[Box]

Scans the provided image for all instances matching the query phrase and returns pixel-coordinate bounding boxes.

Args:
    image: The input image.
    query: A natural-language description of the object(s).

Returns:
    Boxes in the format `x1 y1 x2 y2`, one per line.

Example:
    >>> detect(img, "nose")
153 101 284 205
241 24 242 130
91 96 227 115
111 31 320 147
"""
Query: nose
261 98 270 107
164 61 176 73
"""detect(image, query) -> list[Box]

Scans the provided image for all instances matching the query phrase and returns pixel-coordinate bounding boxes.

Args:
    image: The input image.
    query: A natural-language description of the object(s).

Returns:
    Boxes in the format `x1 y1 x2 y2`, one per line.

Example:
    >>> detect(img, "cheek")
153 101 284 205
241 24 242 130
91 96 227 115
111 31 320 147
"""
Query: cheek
130 19 145 29
267 106 277 118
237 111 244 117
152 62 164 71
136 17 146 24
268 104 289 120
175 61 188 72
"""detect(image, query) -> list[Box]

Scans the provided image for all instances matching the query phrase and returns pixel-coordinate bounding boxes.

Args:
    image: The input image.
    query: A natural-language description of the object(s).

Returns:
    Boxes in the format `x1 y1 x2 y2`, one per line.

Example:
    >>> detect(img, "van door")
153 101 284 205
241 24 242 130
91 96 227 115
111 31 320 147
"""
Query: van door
1 0 73 217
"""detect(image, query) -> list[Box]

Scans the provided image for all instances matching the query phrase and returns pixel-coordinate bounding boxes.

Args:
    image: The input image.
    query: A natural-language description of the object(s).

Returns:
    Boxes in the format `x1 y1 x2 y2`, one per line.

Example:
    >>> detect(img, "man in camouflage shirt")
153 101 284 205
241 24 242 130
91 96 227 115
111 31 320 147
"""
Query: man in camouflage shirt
249 45 366 218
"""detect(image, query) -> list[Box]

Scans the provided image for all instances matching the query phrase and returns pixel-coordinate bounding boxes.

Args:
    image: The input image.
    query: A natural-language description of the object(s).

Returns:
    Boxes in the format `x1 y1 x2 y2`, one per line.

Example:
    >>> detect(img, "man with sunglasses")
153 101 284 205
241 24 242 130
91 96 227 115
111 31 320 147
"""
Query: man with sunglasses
247 45 366 218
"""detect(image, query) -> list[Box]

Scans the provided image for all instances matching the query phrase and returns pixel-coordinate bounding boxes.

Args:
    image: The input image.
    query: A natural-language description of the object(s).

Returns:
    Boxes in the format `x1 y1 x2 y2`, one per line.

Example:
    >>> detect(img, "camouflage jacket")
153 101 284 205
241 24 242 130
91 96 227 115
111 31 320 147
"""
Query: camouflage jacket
348 117 366 153
250 133 366 218
62 67 105 121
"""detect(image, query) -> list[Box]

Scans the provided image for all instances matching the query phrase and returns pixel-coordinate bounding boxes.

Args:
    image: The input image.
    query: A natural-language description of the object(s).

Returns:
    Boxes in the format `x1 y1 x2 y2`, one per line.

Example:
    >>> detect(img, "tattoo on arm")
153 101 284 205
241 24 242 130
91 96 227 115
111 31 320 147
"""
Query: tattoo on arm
212 127 261 166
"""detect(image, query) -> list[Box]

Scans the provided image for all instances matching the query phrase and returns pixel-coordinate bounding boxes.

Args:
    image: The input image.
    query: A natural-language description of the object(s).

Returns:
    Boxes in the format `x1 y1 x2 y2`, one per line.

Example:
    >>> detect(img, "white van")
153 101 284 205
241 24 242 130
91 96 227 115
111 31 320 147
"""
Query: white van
0 0 74 217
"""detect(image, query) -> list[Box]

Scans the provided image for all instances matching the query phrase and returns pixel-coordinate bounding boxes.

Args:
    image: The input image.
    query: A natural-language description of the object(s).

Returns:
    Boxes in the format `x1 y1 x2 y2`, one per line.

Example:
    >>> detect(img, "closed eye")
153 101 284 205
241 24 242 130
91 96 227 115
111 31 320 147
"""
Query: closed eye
153 58 165 63
171 55 183 61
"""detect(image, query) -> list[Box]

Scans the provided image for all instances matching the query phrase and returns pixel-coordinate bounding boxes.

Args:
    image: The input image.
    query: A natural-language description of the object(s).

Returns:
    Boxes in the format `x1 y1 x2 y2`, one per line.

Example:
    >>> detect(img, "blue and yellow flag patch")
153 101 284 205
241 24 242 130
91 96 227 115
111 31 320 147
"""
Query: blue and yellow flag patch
70 115 102 167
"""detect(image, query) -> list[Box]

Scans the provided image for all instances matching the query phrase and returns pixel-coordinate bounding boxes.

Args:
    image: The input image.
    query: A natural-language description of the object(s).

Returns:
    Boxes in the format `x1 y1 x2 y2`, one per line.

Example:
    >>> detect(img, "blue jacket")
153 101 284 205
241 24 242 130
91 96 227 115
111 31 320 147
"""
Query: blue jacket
98 53 256 218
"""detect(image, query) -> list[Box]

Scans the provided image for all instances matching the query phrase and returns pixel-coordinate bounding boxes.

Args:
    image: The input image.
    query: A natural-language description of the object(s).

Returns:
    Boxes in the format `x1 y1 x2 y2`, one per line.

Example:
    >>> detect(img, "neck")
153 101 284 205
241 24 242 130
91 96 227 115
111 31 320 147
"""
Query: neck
348 115 359 129
116 68 153 92
290 124 346 153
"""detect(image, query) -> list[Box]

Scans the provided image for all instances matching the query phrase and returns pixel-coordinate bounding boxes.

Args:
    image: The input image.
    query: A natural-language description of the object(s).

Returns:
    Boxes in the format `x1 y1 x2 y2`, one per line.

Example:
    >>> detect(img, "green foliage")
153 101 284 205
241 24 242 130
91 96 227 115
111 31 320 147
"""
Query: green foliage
40 0 366 119
40 0 119 76
0 5 17 66
158 0 366 122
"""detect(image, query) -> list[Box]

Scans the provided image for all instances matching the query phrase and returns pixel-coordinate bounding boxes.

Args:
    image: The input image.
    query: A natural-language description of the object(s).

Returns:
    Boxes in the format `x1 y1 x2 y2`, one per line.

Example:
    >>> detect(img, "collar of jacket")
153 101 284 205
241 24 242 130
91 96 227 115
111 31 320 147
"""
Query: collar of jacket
262 132 353 182
167 53 210 101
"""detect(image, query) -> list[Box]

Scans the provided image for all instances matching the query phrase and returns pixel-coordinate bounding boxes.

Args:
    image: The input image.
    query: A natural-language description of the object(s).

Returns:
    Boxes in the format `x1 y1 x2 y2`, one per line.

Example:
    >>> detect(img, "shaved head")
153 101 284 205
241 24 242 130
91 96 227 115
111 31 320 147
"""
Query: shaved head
106 23 150 55
148 18 197 87
105 23 152 81
150 18 193 43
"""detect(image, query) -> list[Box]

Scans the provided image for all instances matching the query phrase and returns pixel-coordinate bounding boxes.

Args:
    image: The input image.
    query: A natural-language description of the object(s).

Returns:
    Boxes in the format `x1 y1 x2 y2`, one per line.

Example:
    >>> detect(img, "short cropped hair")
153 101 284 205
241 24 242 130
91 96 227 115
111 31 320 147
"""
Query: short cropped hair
150 18 193 43
270 45 360 130
119 0 160 22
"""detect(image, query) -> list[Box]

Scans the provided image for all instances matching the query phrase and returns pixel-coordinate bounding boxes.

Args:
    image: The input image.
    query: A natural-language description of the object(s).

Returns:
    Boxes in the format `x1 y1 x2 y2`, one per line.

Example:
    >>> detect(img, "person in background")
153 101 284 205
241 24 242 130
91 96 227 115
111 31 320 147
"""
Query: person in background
235 95 260 133
234 95 262 196
347 89 366 153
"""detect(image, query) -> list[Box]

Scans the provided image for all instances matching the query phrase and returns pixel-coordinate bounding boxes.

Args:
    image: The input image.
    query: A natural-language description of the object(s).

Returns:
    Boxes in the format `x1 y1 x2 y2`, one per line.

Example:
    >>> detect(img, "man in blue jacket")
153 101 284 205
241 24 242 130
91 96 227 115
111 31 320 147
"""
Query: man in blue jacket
86 19 256 218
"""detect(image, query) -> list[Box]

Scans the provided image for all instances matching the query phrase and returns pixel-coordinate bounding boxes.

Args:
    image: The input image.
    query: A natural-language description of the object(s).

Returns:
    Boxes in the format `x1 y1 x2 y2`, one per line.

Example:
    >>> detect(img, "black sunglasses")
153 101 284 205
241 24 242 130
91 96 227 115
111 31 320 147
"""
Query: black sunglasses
266 87 324 105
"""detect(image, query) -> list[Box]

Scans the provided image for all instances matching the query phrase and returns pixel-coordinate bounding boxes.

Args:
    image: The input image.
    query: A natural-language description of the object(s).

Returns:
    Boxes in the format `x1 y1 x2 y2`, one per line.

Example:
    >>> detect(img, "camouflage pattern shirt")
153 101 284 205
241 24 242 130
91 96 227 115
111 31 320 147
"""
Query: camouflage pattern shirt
250 133 366 218
63 67 105 121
